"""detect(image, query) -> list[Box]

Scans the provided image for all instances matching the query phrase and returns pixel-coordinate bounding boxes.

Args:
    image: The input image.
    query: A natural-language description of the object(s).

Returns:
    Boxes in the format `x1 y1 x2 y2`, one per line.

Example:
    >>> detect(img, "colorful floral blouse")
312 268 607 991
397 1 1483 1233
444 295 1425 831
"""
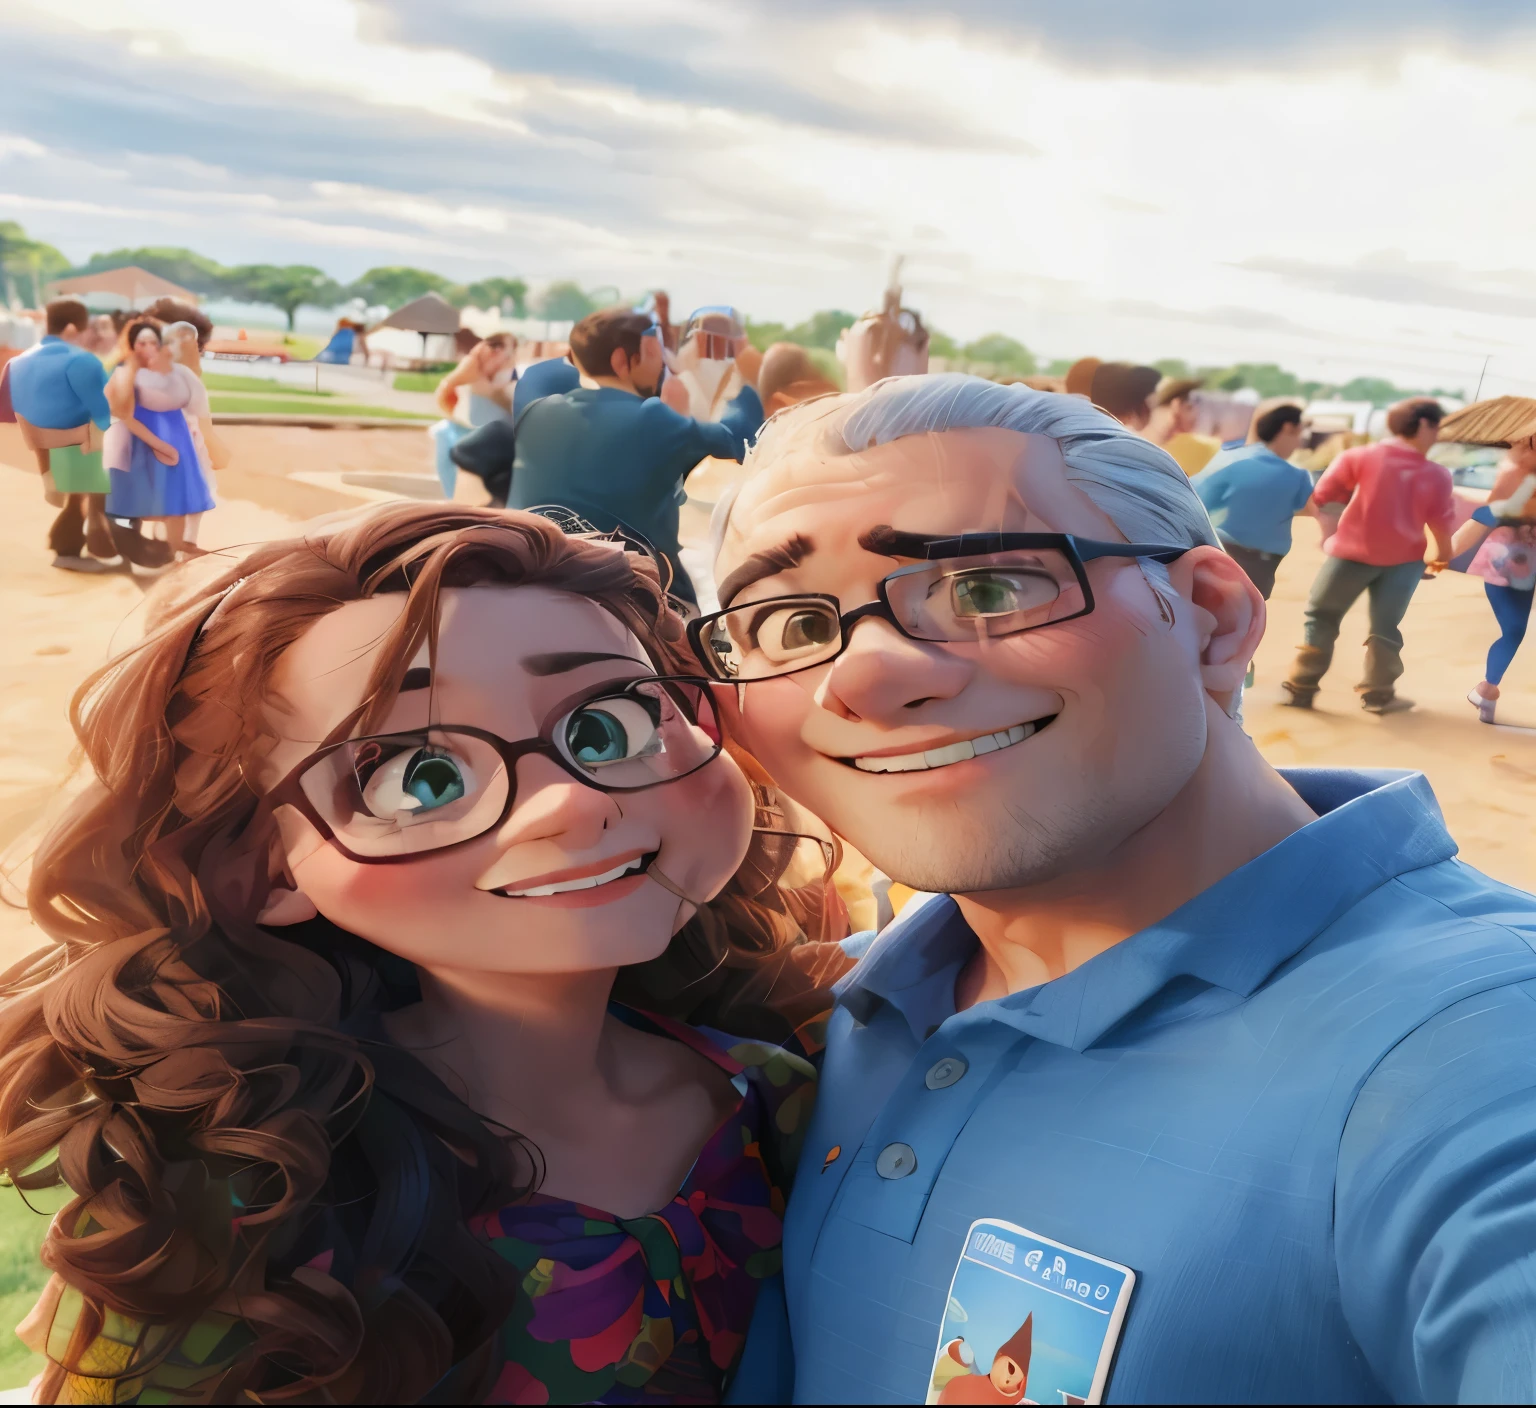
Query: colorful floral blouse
31 1011 824 1405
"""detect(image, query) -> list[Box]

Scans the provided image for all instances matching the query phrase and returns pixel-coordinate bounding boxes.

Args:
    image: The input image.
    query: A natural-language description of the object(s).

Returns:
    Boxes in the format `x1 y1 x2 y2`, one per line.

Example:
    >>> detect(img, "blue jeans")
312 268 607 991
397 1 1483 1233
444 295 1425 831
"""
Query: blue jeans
1485 583 1535 685
1286 556 1426 703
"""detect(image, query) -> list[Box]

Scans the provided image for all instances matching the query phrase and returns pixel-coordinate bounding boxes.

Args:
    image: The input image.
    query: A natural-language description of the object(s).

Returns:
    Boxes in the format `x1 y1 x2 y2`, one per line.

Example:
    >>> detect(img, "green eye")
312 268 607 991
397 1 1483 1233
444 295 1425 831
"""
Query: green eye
949 570 1055 618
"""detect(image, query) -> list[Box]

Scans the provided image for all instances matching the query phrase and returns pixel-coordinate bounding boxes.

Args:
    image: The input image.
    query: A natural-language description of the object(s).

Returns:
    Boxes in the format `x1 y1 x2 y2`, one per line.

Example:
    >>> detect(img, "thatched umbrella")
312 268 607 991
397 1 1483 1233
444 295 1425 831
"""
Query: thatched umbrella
376 292 462 362
1438 396 1536 447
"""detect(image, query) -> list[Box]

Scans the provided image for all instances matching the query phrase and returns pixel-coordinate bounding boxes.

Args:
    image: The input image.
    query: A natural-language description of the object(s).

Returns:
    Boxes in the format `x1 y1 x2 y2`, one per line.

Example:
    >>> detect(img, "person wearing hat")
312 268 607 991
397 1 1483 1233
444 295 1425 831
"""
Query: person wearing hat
1146 376 1219 475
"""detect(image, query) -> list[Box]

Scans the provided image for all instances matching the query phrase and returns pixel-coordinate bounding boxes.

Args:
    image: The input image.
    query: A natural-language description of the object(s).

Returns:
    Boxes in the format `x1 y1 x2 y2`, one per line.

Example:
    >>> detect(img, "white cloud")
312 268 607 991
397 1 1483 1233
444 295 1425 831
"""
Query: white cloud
2 0 1534 394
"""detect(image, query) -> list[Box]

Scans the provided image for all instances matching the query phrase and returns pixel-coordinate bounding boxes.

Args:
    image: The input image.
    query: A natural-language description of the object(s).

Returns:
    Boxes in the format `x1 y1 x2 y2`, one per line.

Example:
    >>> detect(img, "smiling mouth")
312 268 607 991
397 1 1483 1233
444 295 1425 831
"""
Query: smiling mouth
493 851 657 898
846 716 1057 774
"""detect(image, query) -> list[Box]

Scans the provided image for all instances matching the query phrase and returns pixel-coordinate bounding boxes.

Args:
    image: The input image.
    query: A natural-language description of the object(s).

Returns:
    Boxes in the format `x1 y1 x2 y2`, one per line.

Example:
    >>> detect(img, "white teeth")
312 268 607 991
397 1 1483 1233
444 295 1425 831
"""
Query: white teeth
854 722 1038 774
500 857 643 898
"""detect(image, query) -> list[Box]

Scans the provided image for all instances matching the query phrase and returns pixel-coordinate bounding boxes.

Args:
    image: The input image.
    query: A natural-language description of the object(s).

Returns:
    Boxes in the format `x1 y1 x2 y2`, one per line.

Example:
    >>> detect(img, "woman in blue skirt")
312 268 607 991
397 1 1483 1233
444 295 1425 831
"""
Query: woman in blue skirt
105 318 215 558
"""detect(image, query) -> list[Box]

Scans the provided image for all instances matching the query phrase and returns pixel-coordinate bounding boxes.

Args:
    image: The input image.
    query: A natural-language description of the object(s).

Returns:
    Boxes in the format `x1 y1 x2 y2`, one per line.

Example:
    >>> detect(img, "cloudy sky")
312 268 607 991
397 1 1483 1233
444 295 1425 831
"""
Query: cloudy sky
3 0 1535 393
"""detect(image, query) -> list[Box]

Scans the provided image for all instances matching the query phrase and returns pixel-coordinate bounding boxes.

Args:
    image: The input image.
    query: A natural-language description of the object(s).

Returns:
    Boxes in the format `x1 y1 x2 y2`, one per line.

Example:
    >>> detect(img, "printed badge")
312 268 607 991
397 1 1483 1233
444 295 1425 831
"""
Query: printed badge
926 1218 1135 1406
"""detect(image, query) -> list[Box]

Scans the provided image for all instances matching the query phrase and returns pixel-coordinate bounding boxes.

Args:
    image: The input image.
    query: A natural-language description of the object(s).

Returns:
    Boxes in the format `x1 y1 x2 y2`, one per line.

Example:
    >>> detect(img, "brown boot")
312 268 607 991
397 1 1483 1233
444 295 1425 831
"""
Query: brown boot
83 495 119 562
1282 643 1331 708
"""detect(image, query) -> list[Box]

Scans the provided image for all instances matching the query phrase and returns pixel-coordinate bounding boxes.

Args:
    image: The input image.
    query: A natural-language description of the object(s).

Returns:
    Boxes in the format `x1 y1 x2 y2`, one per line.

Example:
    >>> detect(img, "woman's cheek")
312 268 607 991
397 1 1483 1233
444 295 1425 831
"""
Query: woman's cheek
297 847 473 928
658 757 753 893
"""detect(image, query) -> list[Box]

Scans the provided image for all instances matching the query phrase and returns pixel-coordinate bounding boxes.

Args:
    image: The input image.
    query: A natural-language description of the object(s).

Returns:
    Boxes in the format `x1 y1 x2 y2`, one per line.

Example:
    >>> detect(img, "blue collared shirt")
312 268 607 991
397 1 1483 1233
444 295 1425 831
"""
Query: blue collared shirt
1192 442 1314 556
5 335 111 430
734 769 1536 1404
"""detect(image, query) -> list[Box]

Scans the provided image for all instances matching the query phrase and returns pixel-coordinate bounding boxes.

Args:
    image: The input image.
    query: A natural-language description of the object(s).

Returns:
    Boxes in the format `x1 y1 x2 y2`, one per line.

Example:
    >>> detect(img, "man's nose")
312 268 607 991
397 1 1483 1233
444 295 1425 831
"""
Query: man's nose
496 754 620 849
821 617 974 722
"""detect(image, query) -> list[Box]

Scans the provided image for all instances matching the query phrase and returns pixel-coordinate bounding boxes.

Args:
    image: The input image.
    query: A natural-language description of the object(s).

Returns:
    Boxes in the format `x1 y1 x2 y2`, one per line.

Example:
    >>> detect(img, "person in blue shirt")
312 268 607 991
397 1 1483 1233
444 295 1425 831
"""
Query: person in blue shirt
448 354 582 507
509 306 763 607
695 374 1536 1405
4 297 117 571
1193 401 1317 599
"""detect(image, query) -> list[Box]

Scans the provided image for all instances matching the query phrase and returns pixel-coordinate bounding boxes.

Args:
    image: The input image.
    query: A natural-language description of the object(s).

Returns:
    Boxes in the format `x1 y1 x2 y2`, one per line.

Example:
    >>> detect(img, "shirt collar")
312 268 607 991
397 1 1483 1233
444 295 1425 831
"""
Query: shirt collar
836 768 1456 1051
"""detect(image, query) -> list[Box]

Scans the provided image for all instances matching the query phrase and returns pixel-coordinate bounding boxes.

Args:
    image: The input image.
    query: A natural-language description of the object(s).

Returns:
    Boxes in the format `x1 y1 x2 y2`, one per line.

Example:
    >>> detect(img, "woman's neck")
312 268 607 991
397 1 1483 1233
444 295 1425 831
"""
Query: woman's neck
386 964 622 1131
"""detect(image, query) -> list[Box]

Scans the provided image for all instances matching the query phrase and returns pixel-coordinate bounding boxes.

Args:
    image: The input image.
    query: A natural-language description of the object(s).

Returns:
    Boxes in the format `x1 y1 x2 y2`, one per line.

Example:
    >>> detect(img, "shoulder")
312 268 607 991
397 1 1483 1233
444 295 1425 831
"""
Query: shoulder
26 1274 251 1404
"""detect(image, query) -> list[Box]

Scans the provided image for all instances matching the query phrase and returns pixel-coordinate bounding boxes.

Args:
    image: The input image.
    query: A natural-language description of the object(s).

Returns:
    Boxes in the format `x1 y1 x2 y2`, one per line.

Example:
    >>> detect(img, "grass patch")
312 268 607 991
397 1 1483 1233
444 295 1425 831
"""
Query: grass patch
202 374 334 397
0 1182 70 1393
392 372 446 394
208 397 434 420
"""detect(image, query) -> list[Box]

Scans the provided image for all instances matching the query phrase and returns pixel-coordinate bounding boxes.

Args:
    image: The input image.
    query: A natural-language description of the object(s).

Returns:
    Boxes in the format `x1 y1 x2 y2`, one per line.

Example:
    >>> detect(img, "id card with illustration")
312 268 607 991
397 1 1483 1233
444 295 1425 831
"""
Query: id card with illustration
926 1218 1135 1406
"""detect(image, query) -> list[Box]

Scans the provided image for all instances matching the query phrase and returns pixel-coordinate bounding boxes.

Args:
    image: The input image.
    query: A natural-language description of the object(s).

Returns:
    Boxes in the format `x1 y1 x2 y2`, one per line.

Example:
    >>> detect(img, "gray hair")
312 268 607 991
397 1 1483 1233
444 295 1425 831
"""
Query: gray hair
726 373 1218 551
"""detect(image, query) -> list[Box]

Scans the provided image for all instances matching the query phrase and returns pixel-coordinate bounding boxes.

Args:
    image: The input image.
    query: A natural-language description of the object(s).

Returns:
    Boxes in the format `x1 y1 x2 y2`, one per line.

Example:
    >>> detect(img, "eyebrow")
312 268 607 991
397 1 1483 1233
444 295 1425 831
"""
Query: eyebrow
717 534 814 608
400 666 431 692
522 650 650 677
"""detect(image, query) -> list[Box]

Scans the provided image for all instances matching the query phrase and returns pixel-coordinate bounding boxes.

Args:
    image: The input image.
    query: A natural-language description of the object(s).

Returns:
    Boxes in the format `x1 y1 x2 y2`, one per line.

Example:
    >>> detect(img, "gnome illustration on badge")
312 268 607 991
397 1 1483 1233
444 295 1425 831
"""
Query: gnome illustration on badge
935 1314 1034 1404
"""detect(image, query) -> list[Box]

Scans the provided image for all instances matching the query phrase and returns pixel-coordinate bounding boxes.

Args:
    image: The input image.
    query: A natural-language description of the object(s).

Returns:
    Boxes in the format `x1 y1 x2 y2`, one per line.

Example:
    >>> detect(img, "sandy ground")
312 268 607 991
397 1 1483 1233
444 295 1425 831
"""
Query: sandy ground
2 422 1534 967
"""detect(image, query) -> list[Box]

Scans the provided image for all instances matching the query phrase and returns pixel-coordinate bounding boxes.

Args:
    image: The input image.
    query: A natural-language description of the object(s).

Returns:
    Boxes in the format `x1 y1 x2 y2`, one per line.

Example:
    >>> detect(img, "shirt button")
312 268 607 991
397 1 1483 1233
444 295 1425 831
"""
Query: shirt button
876 1142 918 1180
924 1056 968 1090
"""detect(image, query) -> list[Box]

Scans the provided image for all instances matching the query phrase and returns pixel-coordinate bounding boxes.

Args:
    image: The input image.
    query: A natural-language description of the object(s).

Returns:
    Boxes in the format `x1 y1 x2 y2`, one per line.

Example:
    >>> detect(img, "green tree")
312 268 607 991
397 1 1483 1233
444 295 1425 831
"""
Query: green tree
225 264 344 331
961 333 1036 374
0 221 70 305
534 280 599 323
347 266 454 309
1044 357 1075 377
1153 358 1192 379
927 329 959 360
62 245 228 294
745 318 790 351
451 277 528 317
785 310 855 350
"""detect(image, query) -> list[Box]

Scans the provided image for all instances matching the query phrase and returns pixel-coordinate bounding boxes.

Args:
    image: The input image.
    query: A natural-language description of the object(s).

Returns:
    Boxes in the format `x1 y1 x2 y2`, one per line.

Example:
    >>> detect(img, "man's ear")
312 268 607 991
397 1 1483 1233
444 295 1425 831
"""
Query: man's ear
1171 545 1265 698
610 345 630 379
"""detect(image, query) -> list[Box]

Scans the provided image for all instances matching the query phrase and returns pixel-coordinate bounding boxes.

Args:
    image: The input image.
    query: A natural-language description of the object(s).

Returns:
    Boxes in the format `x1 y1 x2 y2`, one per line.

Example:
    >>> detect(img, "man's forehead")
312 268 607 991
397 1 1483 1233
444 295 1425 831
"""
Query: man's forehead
723 425 1075 562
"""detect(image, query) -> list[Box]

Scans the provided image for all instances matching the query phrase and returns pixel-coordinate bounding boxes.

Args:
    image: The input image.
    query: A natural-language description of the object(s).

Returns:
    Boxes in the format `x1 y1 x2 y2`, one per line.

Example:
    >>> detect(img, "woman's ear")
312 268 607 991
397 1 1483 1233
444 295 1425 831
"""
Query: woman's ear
1171 545 1265 700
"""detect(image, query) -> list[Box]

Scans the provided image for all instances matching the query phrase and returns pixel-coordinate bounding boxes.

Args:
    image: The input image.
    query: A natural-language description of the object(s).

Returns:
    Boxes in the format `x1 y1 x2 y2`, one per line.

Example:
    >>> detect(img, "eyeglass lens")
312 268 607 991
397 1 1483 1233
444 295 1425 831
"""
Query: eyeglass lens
296 680 721 857
701 550 1087 680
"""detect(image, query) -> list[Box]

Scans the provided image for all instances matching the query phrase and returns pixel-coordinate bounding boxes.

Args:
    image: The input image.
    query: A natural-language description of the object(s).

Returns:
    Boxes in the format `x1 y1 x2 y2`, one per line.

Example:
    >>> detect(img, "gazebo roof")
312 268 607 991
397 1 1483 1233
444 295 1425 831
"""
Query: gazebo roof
48 266 198 305
1439 396 1536 447
375 292 461 335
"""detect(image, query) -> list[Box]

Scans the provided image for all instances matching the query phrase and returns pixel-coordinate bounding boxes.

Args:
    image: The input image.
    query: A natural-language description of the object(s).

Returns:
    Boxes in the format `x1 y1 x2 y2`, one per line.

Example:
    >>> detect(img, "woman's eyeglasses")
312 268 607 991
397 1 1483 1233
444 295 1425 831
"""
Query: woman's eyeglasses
259 676 722 863
688 530 1191 682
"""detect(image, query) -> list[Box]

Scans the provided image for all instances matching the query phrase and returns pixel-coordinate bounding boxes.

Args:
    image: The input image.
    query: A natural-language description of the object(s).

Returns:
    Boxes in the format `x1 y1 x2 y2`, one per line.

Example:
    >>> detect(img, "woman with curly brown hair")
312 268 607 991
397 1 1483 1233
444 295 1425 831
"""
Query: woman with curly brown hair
0 503 849 1404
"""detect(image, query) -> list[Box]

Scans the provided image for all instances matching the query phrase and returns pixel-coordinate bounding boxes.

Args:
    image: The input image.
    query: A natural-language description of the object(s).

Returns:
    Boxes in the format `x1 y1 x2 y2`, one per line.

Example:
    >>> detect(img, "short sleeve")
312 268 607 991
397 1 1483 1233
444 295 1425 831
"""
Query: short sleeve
1293 468 1315 511
1337 980 1536 1403
180 366 211 419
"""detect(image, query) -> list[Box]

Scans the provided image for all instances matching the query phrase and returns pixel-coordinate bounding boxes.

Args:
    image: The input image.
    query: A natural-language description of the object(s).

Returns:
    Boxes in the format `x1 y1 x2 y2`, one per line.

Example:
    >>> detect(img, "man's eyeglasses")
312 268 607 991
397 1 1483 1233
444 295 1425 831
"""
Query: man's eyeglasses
688 531 1191 682
259 676 722 863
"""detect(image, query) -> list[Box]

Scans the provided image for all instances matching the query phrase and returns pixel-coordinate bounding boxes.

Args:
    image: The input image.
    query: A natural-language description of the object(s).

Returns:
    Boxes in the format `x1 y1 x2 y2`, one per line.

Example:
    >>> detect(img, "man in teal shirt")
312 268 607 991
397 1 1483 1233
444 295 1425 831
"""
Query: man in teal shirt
1193 401 1316 599
700 375 1536 1404
509 307 762 606
3 297 116 570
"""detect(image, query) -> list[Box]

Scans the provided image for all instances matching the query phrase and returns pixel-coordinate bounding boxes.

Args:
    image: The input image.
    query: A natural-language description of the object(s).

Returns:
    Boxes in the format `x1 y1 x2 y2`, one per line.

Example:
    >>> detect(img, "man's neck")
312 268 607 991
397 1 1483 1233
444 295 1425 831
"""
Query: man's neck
587 374 642 397
953 698 1317 1005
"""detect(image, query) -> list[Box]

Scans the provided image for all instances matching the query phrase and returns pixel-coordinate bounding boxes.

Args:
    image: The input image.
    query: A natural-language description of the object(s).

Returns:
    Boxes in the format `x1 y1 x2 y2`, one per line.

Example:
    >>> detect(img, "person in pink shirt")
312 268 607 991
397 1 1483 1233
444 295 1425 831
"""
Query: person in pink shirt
1281 398 1454 713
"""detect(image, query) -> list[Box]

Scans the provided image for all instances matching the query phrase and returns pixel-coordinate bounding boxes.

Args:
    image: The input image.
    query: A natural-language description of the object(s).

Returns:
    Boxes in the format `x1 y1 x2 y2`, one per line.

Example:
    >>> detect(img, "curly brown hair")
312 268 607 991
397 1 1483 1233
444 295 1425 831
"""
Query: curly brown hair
0 504 845 1403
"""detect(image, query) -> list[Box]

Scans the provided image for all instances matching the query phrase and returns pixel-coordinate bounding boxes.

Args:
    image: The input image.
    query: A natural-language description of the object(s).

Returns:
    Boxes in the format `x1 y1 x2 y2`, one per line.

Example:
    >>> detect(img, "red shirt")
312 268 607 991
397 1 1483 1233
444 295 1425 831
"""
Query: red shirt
1313 440 1456 566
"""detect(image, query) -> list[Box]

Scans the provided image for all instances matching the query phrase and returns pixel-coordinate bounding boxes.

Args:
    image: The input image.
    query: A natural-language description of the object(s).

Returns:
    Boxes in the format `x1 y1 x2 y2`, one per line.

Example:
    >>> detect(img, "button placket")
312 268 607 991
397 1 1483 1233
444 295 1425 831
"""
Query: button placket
828 1024 1027 1242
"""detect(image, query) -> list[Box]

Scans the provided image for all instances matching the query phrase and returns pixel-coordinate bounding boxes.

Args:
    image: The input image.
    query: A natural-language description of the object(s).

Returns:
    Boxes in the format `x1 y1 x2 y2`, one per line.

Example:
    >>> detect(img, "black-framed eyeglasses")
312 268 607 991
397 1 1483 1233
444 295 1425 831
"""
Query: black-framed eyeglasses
259 676 722 862
688 530 1191 682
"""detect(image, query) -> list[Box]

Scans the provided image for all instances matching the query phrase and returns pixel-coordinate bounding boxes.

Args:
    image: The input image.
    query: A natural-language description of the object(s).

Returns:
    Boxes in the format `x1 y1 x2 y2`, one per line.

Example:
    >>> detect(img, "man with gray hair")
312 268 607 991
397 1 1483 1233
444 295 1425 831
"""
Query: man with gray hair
705 375 1536 1404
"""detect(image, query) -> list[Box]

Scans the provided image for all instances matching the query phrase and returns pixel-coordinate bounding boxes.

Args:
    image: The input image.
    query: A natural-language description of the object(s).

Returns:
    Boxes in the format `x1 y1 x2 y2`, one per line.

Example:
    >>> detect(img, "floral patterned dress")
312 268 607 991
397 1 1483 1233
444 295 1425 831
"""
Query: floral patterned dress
474 1011 822 1404
30 1011 824 1405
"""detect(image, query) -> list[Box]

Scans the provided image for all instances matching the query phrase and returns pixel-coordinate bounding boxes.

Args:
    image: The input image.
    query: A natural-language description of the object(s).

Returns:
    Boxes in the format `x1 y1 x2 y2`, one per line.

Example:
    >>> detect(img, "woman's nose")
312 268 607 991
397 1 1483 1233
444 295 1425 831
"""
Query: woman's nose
496 753 621 849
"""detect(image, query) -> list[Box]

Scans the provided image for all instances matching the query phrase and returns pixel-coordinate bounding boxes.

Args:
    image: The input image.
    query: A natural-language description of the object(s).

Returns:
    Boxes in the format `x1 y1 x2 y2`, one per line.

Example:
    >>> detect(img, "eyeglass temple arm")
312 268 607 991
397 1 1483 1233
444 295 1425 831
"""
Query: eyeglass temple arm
1074 540 1191 565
